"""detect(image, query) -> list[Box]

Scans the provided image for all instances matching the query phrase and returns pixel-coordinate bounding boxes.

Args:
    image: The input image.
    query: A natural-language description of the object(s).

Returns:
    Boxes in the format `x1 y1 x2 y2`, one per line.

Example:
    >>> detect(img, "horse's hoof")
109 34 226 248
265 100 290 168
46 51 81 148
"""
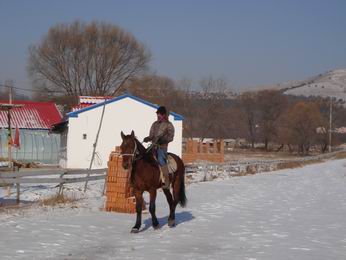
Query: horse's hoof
153 224 160 230
168 219 175 227
131 227 140 233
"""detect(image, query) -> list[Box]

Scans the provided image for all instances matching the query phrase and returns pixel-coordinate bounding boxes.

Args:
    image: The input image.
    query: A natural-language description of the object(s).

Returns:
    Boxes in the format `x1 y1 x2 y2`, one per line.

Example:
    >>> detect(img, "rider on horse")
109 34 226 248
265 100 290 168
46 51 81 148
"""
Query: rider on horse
143 106 175 189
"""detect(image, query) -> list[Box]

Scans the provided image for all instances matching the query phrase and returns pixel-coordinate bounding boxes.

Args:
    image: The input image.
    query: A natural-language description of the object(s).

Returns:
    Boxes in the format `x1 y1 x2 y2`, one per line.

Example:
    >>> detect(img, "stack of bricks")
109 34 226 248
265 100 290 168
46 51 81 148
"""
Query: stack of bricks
105 147 136 213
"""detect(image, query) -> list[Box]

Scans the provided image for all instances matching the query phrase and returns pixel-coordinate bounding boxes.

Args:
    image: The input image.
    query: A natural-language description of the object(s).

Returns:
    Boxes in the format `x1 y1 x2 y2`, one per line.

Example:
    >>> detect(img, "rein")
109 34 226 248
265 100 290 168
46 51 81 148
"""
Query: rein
121 138 157 167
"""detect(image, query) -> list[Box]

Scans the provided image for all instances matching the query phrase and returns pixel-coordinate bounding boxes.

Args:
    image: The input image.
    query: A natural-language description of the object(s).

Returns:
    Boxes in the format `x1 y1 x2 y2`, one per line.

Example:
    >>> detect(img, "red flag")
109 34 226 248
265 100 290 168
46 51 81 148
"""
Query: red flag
13 126 20 149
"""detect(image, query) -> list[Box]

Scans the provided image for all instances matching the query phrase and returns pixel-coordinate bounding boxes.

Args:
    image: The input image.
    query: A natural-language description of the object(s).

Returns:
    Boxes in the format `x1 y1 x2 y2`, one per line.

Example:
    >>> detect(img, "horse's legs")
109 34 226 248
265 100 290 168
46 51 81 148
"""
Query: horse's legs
131 190 144 233
163 188 177 227
149 189 160 229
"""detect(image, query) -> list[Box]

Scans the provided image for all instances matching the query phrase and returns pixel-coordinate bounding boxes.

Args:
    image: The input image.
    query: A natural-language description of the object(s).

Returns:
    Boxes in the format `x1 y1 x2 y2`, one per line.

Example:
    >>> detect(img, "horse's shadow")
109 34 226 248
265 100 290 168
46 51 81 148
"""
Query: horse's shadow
141 211 195 232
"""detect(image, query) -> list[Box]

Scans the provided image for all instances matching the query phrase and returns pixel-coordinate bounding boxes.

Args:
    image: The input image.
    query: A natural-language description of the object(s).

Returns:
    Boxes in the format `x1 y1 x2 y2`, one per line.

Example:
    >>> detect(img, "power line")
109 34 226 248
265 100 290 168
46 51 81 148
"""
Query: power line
0 84 65 94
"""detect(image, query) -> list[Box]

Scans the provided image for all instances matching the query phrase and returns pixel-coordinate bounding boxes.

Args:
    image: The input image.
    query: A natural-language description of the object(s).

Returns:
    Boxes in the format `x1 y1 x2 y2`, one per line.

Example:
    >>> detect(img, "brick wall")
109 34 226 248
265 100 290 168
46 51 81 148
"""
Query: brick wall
182 139 224 164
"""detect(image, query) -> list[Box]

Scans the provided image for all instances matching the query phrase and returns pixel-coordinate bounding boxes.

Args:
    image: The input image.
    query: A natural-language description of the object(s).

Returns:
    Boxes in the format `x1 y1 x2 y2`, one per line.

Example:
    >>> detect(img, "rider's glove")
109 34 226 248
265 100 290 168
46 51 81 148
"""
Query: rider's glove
157 137 165 145
143 137 151 143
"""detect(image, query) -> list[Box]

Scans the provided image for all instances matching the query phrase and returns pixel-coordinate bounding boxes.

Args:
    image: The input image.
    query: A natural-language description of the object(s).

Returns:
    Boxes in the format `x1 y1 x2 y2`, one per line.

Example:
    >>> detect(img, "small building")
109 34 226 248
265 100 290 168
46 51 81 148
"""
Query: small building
55 94 183 169
0 100 62 164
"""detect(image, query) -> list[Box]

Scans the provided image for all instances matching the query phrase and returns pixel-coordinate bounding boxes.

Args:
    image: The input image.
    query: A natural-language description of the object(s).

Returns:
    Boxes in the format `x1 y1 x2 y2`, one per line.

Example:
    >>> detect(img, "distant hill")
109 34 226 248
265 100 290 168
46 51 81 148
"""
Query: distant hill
242 69 346 104
281 69 346 103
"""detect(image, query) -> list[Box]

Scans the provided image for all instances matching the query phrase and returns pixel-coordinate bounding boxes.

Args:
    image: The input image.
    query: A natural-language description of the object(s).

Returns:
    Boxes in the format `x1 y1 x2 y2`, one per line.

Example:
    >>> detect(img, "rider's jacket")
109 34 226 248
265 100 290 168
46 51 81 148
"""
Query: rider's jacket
148 120 175 148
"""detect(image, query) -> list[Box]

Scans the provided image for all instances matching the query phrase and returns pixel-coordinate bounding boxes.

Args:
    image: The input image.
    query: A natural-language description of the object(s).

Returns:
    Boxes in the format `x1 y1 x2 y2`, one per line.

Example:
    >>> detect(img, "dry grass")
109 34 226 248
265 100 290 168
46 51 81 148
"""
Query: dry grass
0 183 12 188
276 161 304 170
333 152 346 160
231 172 248 177
39 193 79 207
225 148 301 162
276 159 324 170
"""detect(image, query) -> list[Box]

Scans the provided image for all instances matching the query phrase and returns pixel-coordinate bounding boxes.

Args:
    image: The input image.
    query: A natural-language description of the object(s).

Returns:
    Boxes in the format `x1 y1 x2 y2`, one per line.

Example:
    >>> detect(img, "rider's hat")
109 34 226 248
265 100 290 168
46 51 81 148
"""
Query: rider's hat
156 106 167 115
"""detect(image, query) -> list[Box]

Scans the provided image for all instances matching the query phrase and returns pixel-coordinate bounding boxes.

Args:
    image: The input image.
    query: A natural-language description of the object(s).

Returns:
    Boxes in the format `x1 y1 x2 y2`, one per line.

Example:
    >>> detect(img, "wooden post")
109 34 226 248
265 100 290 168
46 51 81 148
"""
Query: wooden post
329 96 332 152
16 183 20 203
58 172 66 195
14 166 20 203
84 100 107 192
6 107 12 197
8 86 12 168
5 87 13 196
7 110 12 166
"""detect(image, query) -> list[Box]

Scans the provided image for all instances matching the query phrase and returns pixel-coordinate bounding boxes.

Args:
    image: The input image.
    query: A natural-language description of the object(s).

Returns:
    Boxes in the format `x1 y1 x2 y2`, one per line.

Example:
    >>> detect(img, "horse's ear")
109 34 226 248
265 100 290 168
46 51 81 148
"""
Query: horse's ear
130 130 135 138
121 131 125 140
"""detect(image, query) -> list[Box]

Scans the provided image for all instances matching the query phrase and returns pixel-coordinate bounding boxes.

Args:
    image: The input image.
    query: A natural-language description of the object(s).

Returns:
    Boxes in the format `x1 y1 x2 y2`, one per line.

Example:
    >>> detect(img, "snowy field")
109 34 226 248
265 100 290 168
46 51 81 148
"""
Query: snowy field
1 158 346 260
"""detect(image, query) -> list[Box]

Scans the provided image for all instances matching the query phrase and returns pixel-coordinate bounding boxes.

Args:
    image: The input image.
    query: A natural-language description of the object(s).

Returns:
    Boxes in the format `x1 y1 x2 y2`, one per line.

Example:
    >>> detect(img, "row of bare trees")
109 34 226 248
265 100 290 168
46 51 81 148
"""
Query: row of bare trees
27 20 346 155
123 74 346 155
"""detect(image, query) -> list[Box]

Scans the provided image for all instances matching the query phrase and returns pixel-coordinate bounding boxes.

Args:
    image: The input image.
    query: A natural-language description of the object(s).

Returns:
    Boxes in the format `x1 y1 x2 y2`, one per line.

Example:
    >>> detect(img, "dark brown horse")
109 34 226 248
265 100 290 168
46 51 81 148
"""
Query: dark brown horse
120 131 187 233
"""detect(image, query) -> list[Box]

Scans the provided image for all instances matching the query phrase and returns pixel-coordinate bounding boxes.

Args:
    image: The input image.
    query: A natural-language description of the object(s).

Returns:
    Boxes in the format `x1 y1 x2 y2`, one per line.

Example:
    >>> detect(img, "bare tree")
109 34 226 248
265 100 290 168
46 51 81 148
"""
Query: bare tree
28 21 150 98
196 76 230 140
237 92 258 148
124 74 177 106
256 90 288 151
284 101 323 155
174 78 199 139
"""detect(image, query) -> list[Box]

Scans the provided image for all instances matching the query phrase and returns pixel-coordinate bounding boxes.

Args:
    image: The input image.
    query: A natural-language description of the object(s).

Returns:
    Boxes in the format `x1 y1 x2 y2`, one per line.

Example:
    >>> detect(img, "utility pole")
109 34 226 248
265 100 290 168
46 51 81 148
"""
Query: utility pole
329 96 332 153
8 86 13 167
0 83 23 198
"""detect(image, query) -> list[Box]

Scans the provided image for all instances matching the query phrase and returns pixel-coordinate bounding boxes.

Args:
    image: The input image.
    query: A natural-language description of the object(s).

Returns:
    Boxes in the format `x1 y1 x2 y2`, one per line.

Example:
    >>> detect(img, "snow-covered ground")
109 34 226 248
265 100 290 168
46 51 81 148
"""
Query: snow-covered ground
1 159 346 259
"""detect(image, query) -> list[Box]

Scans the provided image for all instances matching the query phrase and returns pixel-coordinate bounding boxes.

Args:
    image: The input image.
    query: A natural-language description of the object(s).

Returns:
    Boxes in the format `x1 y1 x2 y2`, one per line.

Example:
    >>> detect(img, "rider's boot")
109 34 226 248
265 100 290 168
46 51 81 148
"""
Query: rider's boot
160 165 170 189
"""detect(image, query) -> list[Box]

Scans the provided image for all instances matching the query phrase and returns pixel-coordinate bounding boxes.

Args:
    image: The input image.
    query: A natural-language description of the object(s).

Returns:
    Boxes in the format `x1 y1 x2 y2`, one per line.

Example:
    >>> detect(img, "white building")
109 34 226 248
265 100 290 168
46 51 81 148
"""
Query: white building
58 94 183 169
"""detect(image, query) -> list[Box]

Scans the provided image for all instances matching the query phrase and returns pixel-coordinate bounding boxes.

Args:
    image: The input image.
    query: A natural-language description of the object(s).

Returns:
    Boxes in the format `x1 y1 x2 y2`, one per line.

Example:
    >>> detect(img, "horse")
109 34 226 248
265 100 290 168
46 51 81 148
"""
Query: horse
120 130 187 233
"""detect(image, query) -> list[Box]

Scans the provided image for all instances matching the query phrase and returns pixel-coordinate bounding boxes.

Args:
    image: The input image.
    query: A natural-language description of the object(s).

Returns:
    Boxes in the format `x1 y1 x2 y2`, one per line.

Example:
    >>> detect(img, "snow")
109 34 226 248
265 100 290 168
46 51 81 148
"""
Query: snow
283 69 346 102
1 159 346 259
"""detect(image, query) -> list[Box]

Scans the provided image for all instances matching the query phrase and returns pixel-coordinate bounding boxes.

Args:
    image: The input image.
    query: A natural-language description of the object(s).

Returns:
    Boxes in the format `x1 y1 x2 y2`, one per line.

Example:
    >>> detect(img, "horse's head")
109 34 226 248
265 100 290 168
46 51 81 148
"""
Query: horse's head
120 130 137 170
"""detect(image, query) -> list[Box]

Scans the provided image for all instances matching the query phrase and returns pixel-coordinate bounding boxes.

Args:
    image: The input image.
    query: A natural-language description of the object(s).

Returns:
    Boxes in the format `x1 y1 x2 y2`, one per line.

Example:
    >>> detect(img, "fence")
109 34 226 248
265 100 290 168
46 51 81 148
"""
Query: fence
182 139 224 164
0 168 106 203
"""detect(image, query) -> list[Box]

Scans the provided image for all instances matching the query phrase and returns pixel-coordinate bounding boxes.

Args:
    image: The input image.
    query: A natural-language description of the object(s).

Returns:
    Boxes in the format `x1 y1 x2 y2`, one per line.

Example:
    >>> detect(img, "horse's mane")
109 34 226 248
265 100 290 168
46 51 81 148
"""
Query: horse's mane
133 138 157 166
129 137 158 185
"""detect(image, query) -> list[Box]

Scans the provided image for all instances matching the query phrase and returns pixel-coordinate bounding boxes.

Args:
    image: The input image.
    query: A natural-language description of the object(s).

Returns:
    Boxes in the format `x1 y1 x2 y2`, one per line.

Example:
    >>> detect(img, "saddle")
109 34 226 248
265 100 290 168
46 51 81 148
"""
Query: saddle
146 145 177 174
167 154 178 174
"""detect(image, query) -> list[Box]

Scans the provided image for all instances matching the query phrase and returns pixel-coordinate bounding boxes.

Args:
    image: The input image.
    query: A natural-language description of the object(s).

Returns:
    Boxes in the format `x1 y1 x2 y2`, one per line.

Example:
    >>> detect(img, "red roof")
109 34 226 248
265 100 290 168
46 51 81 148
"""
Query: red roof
0 101 62 129
72 96 113 112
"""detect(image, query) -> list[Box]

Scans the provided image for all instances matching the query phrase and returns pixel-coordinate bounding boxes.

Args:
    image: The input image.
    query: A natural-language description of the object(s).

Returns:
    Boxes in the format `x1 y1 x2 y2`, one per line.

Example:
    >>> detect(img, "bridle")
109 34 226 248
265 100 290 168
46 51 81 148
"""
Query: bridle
121 138 138 165
121 138 156 166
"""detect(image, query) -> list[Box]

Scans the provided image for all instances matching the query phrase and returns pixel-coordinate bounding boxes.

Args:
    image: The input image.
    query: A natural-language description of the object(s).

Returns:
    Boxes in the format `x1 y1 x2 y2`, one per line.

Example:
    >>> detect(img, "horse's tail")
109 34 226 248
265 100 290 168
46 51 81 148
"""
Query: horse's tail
178 164 187 207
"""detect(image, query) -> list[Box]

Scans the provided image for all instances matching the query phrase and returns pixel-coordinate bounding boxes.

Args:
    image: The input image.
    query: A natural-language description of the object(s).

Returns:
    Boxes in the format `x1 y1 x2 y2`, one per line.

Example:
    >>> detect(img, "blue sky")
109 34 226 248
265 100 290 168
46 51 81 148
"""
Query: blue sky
0 0 346 92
